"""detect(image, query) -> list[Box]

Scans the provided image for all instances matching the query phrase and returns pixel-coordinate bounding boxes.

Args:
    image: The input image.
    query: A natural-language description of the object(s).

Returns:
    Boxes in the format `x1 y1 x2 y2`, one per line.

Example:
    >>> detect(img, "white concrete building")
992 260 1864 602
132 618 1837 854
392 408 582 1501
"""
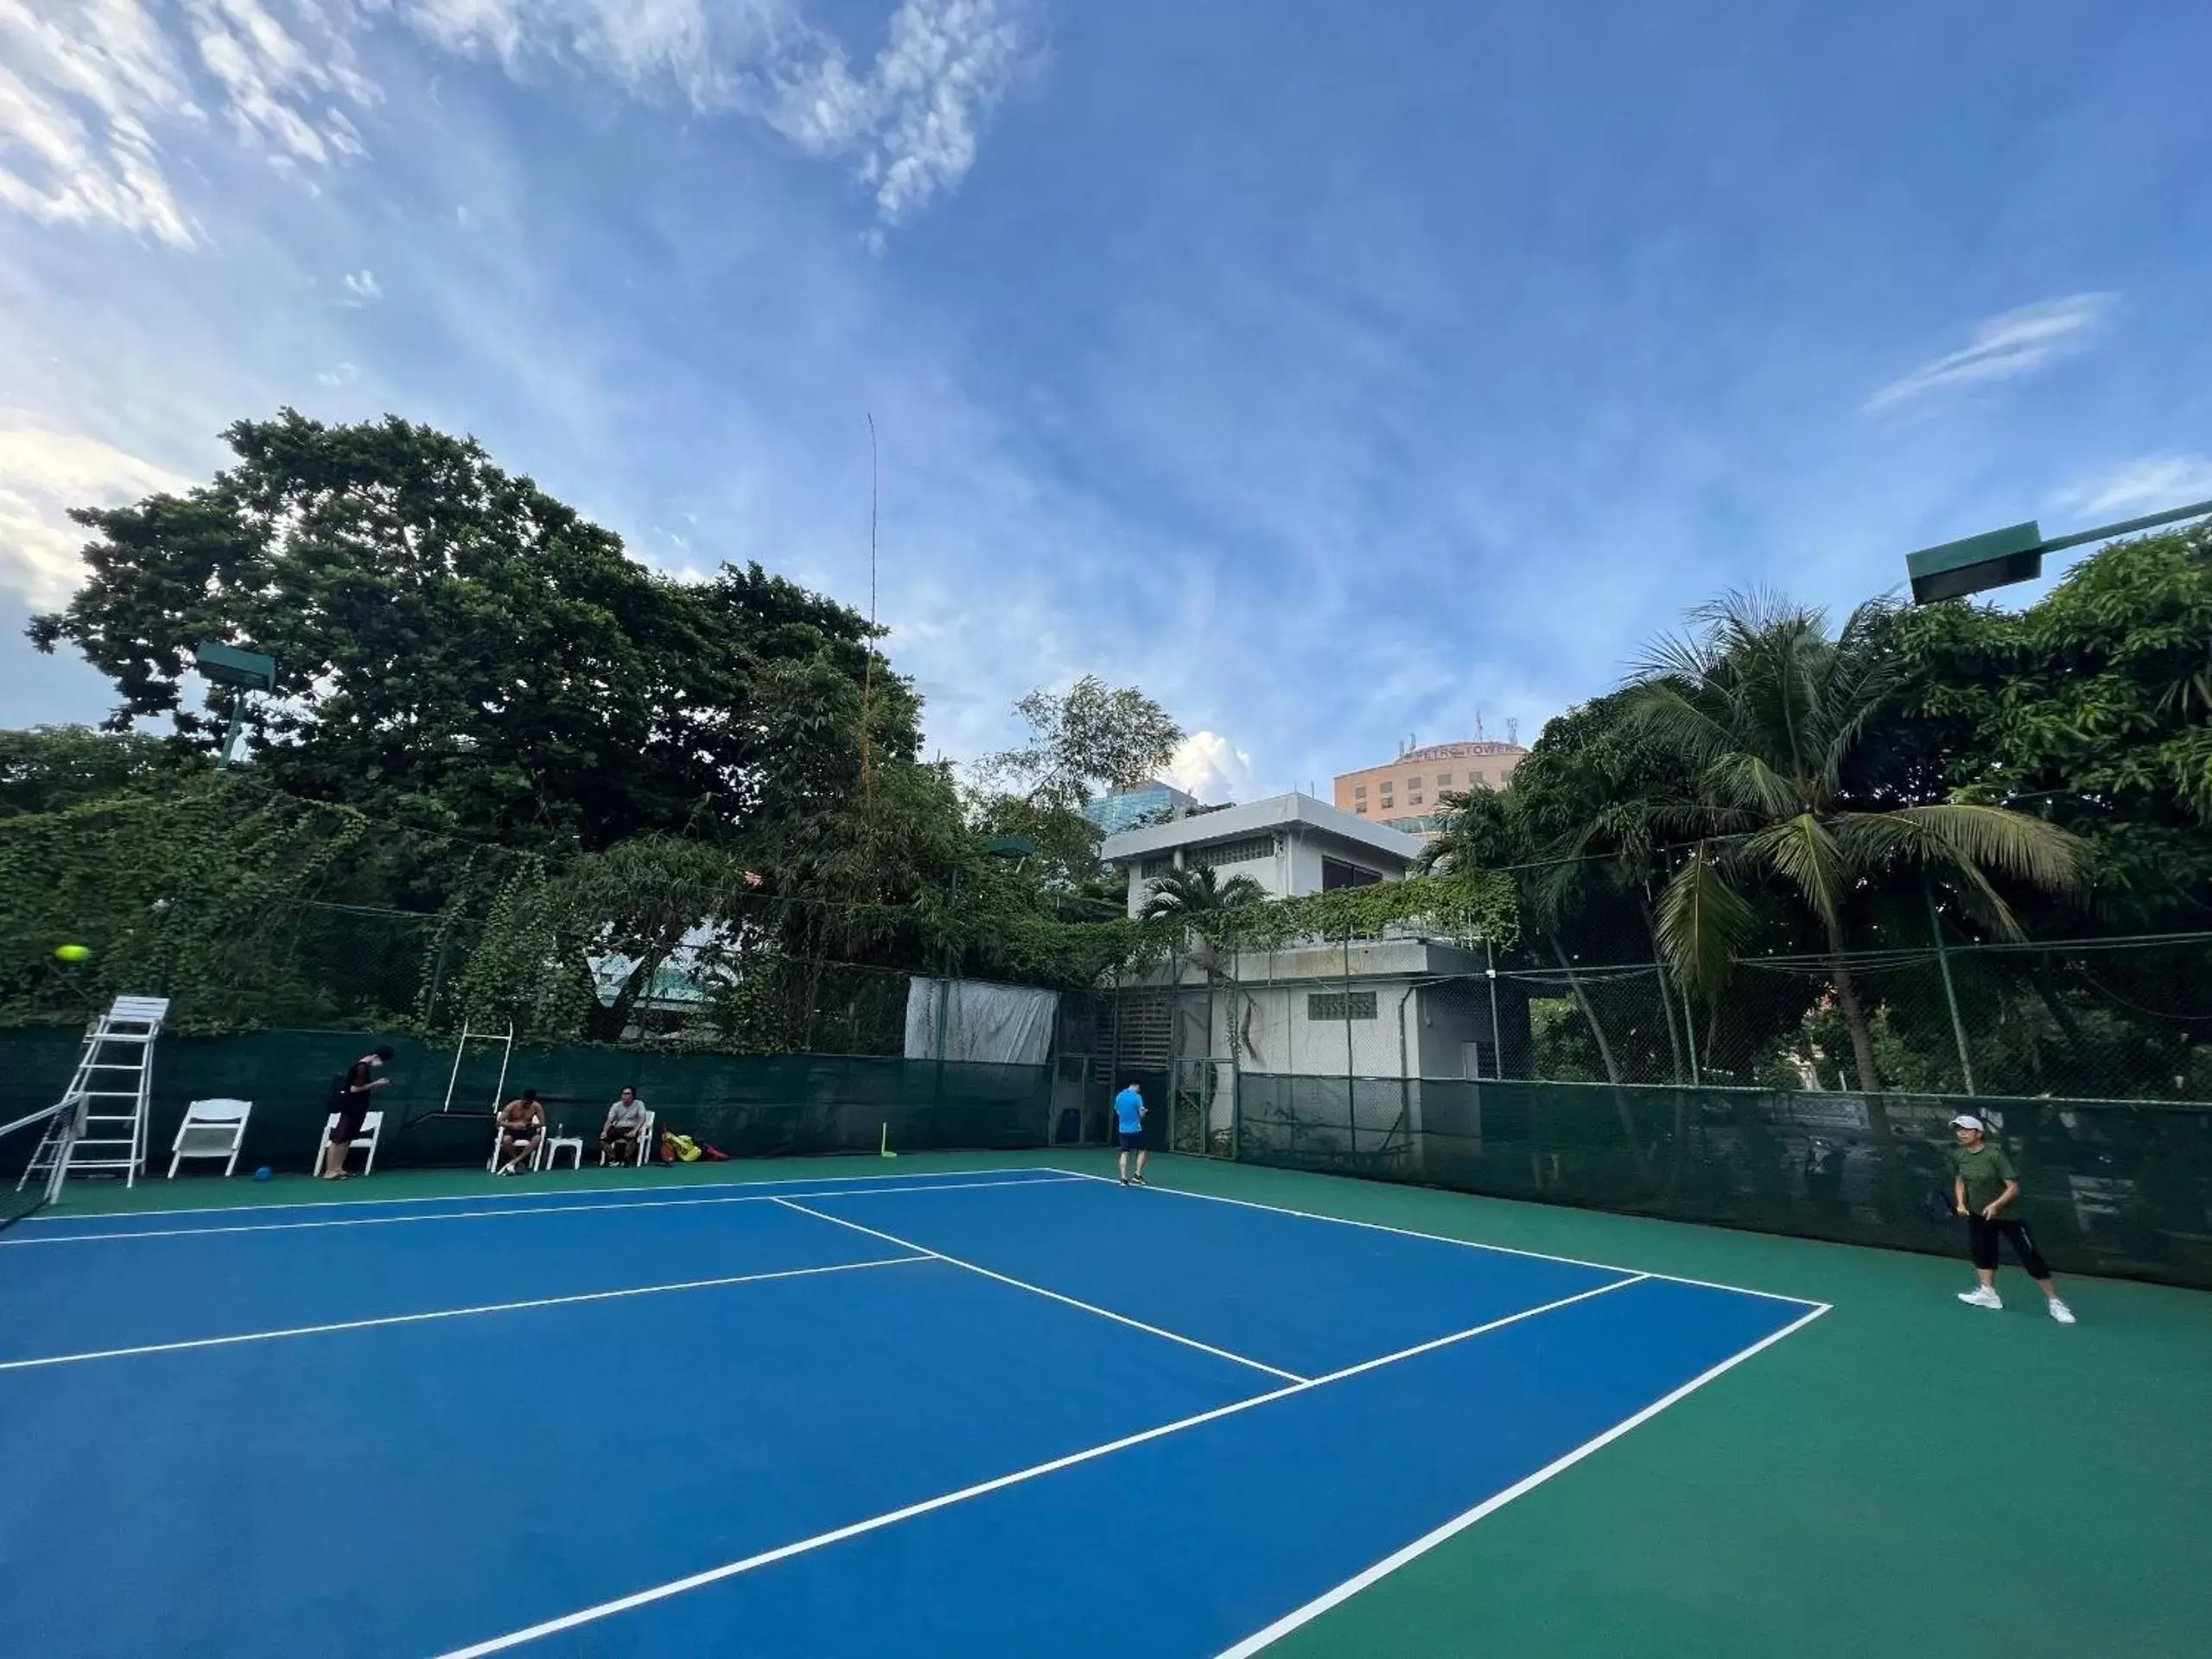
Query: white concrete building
1098 792 1423 919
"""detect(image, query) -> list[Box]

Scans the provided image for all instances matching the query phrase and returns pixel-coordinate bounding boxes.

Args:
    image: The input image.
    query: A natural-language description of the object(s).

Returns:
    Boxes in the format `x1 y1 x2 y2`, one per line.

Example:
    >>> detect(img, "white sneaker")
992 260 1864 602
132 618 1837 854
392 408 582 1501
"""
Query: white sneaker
2048 1300 2076 1325
1957 1287 2003 1311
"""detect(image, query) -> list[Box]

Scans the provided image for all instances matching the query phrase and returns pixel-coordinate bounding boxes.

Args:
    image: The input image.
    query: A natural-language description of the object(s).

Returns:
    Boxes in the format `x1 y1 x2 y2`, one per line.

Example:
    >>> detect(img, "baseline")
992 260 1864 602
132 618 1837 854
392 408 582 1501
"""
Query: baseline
16 1163 1077 1230
3 1174 1087 1248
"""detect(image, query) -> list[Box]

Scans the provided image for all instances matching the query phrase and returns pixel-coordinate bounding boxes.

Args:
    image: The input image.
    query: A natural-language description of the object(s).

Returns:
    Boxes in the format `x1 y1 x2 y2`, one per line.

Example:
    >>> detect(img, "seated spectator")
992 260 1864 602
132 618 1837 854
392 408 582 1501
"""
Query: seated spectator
601 1088 647 1166
495 1090 545 1176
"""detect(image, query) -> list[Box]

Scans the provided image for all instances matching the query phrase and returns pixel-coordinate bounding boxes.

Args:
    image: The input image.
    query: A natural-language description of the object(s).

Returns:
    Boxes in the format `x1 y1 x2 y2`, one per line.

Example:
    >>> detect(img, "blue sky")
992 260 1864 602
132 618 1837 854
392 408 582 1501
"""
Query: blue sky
3 2 2209 802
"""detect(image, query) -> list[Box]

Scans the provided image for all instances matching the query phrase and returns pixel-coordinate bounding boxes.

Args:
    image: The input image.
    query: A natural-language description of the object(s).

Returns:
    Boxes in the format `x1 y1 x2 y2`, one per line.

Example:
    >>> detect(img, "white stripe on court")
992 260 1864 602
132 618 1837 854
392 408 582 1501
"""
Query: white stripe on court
428 1272 1651 1659
1043 1166 1823 1308
1211 1300 1833 1657
0 1255 929 1372
19 1165 1072 1230
771 1198 1310 1384
0 1175 1090 1249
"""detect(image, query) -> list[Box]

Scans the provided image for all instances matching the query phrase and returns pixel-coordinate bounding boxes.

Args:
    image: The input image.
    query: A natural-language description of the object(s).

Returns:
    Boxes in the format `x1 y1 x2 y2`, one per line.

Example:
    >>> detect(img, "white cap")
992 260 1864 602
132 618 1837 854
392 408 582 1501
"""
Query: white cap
1949 1114 1984 1132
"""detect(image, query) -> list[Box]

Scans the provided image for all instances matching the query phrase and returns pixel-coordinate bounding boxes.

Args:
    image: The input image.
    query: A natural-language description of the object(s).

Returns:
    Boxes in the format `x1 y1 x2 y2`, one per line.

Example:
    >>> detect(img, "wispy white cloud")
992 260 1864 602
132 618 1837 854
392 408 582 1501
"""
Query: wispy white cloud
1863 294 2113 414
341 266 378 299
314 359 356 386
0 0 201 245
798 0 1030 226
0 422 194 604
0 0 1028 247
2051 452 2212 518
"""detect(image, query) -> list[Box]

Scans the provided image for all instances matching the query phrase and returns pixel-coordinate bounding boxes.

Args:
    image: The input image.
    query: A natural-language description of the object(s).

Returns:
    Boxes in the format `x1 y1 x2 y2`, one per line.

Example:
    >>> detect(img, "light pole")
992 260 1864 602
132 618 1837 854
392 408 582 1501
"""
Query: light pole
1906 498 2212 604
194 640 277 769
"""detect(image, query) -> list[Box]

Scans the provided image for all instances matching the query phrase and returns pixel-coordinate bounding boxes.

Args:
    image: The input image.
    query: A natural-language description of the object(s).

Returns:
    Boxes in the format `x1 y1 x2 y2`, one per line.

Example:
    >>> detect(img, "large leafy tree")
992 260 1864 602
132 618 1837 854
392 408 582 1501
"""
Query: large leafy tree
985 675 1185 810
1893 526 2212 925
1626 592 2086 1090
29 410 909 849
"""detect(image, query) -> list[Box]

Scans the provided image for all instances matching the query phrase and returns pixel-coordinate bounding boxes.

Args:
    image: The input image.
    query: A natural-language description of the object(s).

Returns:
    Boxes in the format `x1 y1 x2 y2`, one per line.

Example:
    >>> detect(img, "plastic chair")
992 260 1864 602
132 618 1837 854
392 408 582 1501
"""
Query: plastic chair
601 1109 655 1167
488 1117 547 1173
314 1109 384 1176
168 1098 253 1178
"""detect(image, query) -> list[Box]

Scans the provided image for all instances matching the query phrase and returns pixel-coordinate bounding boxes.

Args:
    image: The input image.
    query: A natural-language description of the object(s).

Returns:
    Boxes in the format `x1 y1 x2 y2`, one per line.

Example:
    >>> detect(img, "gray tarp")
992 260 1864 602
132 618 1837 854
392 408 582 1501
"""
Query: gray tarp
904 977 1059 1065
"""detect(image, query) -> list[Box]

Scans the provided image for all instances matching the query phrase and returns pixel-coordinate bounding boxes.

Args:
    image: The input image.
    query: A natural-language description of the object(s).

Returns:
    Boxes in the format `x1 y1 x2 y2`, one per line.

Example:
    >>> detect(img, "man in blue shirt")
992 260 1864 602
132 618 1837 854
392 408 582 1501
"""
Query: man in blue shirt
1114 1082 1148 1185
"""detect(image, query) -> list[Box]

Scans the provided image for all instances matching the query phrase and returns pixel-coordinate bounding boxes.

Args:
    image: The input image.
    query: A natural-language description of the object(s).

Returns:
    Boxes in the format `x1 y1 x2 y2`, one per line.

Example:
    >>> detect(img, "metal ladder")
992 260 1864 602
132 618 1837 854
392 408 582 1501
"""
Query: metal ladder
439 1020 514 1117
22 995 170 1192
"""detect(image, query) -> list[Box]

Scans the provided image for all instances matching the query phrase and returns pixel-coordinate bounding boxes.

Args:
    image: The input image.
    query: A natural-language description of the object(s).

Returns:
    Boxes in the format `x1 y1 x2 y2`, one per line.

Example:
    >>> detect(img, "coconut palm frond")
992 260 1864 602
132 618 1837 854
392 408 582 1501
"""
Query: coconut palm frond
1653 846 1760 996
1839 804 2087 892
1742 811 1848 928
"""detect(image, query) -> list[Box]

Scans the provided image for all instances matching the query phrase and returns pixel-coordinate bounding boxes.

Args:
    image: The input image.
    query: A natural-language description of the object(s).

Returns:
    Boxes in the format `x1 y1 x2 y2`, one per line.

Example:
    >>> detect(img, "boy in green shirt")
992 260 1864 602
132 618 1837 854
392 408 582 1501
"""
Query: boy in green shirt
1948 1114 2075 1324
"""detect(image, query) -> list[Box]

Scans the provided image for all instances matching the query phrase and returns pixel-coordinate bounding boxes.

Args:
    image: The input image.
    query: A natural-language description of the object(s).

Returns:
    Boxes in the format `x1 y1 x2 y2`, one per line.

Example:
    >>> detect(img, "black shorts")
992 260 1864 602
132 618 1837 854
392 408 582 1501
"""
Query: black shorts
333 1104 369 1147
1967 1215 2050 1279
1118 1129 1146 1151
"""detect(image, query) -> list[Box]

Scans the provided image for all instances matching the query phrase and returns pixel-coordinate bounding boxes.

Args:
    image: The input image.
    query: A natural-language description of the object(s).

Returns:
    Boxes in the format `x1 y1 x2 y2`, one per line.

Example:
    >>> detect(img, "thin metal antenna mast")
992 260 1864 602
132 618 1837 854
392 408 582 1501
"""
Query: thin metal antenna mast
860 413 879 805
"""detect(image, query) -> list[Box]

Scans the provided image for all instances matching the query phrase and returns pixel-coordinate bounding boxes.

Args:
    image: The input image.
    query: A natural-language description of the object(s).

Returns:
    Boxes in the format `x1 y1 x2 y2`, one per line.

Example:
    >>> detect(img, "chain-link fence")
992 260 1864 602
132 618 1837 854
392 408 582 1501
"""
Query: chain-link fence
1103 917 2212 1110
1234 1075 2212 1289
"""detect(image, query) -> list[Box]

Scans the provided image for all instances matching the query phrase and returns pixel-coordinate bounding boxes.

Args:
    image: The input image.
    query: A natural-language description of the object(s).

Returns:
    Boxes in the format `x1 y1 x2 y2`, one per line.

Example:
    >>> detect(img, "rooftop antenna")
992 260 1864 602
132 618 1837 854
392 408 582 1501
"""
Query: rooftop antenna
1474 710 1485 741
1508 715 1520 747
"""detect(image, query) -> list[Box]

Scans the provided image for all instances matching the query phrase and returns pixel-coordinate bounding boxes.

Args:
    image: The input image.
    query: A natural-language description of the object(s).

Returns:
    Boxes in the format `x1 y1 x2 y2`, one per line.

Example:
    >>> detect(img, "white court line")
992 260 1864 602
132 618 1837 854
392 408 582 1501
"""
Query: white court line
1213 1300 1832 1657
1044 1166 1823 1309
20 1164 1071 1228
772 1198 1309 1385
0 1255 928 1373
0 1176 1090 1248
429 1272 1649 1659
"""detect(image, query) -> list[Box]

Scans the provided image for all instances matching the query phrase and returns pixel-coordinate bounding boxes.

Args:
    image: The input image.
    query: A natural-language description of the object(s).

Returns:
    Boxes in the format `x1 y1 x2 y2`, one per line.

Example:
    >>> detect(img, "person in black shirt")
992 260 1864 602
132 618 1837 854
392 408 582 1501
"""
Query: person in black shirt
323 1046 394 1180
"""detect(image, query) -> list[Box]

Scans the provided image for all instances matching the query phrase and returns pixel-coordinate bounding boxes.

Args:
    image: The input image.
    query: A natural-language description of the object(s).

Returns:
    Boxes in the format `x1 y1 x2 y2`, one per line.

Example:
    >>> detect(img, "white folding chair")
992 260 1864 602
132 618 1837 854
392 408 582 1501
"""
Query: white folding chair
168 1098 253 1178
488 1117 547 1173
315 1109 384 1176
624 1109 657 1166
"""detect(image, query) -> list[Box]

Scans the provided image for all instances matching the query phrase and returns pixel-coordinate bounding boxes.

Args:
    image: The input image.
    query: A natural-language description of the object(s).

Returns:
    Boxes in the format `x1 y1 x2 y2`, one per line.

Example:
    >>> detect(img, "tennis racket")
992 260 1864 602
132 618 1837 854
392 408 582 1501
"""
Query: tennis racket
1919 1186 1965 1225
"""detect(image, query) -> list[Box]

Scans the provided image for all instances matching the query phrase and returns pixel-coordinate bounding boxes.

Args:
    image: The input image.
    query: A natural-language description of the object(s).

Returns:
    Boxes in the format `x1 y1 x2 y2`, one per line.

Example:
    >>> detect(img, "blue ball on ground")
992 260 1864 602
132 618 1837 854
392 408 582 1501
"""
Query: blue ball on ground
254 1166 273 1181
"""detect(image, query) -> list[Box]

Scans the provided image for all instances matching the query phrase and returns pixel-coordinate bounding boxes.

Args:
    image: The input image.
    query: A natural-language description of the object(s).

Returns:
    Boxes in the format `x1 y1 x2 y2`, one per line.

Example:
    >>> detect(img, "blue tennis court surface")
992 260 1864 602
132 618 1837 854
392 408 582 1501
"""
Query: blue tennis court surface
0 1166 1825 1656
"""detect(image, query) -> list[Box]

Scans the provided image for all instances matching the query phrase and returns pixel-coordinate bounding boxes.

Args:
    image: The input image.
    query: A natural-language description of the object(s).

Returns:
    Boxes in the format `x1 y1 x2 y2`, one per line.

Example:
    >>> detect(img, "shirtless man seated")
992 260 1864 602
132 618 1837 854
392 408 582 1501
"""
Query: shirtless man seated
495 1090 545 1175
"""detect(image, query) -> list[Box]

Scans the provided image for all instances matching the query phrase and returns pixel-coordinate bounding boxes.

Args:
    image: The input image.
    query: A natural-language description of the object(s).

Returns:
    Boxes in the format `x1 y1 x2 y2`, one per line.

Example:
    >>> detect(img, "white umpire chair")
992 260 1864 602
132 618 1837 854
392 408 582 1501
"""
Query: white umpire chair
167 1098 254 1179
315 1110 385 1176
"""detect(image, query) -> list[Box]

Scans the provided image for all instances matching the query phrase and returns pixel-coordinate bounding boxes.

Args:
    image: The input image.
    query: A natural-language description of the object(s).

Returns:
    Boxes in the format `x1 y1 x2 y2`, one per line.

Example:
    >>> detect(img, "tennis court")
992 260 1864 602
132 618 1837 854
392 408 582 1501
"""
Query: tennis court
0 1158 1827 1657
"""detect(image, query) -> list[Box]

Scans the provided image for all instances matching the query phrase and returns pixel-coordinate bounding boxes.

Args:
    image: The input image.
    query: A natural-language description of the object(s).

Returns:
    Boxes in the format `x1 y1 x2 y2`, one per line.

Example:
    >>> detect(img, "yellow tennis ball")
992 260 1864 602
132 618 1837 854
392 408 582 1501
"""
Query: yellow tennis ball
54 944 91 963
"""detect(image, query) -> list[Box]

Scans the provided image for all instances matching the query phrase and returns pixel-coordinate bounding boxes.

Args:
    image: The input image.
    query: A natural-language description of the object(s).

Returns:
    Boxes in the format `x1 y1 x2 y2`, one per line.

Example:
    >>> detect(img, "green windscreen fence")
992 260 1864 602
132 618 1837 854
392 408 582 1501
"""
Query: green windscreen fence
1236 1073 2212 1290
0 1029 1057 1182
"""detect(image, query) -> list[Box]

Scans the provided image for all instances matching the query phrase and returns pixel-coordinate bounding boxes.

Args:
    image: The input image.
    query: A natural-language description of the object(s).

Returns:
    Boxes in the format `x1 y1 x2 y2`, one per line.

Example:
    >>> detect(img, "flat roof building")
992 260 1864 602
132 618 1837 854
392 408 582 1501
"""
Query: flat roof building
1333 741 1528 838
1098 793 1422 918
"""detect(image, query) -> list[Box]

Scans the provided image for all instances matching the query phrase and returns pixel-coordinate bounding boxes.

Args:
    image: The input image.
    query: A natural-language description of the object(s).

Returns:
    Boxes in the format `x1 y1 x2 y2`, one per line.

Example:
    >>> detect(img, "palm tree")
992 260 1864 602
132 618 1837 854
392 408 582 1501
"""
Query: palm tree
1138 866 1268 1128
1626 592 2087 1091
1138 864 1267 924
